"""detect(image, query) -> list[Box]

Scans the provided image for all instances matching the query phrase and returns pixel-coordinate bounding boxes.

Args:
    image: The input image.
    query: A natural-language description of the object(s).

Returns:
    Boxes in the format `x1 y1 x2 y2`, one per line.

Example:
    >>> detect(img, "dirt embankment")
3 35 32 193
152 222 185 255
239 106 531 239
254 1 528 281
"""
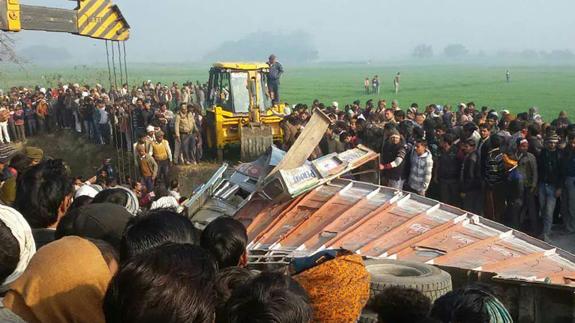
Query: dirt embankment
26 130 222 196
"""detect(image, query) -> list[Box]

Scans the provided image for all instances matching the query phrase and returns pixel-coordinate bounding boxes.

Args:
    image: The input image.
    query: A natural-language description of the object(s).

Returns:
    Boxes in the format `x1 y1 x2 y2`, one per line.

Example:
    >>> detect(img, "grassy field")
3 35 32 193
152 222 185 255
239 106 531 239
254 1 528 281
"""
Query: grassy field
1 64 575 120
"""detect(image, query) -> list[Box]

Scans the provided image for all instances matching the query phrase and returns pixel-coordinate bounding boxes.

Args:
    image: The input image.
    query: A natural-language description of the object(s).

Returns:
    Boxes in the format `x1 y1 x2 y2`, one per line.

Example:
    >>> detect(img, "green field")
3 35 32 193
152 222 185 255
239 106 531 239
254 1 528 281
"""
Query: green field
1 64 574 120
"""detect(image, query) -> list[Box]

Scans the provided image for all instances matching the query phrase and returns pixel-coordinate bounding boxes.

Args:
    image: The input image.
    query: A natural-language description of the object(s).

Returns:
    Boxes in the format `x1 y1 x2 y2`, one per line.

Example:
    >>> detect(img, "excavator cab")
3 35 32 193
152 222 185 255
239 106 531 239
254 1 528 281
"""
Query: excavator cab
205 62 285 161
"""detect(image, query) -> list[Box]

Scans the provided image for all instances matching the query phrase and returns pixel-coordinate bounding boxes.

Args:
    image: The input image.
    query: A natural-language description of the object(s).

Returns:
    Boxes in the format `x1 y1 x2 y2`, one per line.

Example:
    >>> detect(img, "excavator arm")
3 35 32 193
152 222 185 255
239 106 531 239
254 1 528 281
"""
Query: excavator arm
0 0 129 41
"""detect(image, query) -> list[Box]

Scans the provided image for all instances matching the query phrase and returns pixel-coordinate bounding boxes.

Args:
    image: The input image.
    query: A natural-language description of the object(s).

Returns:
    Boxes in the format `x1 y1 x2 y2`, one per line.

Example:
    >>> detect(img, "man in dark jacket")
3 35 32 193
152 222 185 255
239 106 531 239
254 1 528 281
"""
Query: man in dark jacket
482 135 507 222
561 135 575 233
435 133 461 207
538 134 563 241
504 138 538 232
379 129 406 189
460 139 482 215
267 54 284 105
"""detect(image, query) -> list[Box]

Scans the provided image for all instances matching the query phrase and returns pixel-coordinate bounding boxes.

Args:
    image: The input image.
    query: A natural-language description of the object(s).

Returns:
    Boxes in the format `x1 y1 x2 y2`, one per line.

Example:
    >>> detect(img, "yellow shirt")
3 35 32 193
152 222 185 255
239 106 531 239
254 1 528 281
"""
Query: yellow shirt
151 141 168 161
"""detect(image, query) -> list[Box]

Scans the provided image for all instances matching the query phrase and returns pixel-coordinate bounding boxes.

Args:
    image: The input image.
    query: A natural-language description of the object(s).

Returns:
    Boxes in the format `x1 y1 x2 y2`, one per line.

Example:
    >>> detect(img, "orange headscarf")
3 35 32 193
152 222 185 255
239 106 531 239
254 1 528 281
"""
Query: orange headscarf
3 236 113 323
294 254 370 323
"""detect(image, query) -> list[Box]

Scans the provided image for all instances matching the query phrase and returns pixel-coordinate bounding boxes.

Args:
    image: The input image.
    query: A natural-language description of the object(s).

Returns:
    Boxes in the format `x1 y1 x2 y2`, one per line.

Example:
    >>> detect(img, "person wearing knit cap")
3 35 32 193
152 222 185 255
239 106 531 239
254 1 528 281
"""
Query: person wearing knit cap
538 133 563 241
503 137 538 232
379 129 407 189
24 146 43 165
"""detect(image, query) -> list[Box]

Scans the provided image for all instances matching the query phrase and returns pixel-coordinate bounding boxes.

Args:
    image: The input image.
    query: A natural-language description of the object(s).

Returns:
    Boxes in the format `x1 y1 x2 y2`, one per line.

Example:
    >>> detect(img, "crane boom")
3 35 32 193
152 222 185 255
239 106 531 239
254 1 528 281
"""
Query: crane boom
0 0 129 41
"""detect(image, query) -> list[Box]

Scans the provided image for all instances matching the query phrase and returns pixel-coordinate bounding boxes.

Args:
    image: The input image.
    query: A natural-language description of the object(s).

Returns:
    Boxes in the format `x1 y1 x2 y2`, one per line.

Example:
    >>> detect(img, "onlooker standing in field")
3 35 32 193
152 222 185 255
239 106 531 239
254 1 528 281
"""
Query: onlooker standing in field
364 77 370 94
267 54 284 105
379 129 406 189
435 133 461 207
561 135 575 233
174 103 199 165
506 69 511 83
538 133 563 241
151 130 172 185
372 75 380 95
406 139 433 196
0 103 11 143
460 139 482 215
504 138 538 232
136 145 158 193
13 103 25 142
394 72 401 94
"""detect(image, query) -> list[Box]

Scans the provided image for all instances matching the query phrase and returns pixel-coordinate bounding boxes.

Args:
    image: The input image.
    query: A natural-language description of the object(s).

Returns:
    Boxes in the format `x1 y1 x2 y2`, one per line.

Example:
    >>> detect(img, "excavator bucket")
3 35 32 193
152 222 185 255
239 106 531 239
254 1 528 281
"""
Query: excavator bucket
240 123 274 162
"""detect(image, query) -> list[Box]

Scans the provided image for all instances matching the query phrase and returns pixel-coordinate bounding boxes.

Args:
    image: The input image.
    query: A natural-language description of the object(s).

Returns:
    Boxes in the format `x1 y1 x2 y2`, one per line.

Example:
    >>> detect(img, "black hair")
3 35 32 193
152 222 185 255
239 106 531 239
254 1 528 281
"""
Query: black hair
339 132 350 142
0 220 20 284
430 287 498 323
104 243 217 323
370 286 431 323
68 195 93 211
413 127 426 141
442 133 457 146
528 123 540 137
200 217 248 269
435 123 448 132
223 271 312 323
15 159 73 229
169 179 179 190
394 110 406 119
92 188 128 208
120 208 200 261
490 134 503 149
215 267 256 323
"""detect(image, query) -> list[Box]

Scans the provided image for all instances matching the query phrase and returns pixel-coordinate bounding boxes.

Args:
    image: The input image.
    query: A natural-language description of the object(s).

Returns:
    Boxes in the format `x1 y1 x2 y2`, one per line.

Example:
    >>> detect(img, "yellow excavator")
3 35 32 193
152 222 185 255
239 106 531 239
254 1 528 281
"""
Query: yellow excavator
0 0 129 41
205 62 285 161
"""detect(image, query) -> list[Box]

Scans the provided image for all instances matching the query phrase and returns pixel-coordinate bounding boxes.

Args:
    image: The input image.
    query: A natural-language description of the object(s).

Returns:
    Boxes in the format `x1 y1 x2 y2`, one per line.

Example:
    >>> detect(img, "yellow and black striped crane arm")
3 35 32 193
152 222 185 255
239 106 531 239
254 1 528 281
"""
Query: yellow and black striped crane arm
0 0 129 41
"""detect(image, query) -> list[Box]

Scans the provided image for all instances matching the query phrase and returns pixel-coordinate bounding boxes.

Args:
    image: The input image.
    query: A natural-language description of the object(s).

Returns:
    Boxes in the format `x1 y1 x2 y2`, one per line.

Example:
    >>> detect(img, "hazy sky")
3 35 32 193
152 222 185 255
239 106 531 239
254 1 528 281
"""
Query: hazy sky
11 0 575 63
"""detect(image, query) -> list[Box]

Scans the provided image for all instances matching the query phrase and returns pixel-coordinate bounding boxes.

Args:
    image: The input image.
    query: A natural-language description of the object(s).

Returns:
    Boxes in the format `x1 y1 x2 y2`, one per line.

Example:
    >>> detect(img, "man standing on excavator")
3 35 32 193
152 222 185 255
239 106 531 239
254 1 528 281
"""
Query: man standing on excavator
267 54 284 105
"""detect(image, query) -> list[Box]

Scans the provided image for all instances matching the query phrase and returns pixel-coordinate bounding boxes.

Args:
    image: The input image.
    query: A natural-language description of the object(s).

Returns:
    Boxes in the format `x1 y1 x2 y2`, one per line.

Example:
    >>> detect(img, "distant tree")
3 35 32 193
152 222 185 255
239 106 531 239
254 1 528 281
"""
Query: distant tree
443 44 468 58
0 31 23 64
412 44 433 59
204 31 319 63
545 49 575 60
520 49 539 59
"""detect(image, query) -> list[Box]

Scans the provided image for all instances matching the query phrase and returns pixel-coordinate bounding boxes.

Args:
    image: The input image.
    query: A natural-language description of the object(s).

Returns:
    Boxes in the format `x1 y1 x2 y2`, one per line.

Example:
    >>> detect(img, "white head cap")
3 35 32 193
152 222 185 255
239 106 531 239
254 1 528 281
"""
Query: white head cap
332 101 339 109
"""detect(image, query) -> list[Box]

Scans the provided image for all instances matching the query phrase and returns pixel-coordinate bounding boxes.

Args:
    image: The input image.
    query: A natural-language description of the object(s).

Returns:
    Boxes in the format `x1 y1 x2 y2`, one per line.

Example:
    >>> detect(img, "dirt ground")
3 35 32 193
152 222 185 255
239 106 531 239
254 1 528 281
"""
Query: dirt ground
27 131 117 178
27 130 224 196
174 162 223 196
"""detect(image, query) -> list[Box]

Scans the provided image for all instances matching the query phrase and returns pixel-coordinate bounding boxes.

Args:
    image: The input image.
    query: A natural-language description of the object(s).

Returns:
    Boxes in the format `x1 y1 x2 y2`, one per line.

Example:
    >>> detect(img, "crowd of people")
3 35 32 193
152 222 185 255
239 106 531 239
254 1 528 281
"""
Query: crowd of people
0 73 570 321
0 152 513 322
279 99 573 242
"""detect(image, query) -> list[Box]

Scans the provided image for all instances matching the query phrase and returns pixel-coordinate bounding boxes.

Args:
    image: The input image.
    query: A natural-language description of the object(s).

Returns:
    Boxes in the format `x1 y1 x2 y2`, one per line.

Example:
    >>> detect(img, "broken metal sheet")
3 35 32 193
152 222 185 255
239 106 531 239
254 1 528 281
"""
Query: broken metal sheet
184 163 229 218
237 178 575 288
266 108 331 180
261 145 379 202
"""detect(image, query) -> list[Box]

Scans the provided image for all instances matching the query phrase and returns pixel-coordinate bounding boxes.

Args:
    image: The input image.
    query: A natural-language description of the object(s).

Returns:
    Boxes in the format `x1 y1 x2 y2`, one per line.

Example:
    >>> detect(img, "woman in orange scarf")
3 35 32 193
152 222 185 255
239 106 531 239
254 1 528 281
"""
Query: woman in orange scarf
2 236 116 323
